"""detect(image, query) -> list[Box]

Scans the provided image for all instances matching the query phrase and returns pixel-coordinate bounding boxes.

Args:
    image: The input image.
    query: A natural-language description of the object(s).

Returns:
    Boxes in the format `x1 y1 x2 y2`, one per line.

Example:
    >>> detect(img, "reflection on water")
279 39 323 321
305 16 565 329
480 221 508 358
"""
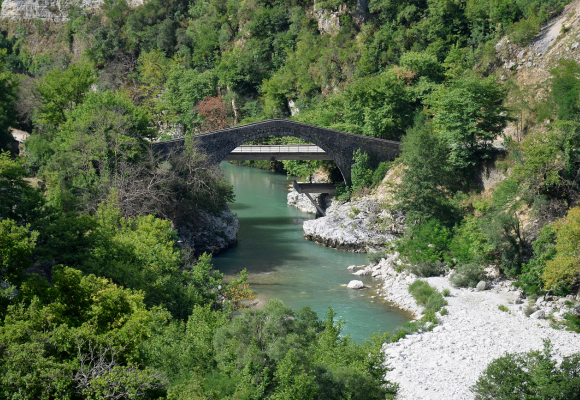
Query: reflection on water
212 162 411 341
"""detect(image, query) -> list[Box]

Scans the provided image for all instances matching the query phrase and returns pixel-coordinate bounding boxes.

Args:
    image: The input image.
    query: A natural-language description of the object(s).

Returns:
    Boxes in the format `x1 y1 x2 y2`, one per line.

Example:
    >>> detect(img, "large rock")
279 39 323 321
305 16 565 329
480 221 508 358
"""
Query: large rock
476 281 488 291
287 190 332 214
347 280 364 289
353 269 369 276
177 208 239 255
303 198 404 252
529 310 545 319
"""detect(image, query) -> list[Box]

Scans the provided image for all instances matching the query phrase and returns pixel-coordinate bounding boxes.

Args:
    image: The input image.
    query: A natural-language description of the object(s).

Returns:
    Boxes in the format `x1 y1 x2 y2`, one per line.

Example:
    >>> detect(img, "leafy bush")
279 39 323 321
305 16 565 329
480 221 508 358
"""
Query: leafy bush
442 288 450 297
498 305 509 312
517 223 556 295
351 149 374 191
397 219 452 263
450 263 486 288
408 280 447 317
440 307 448 316
366 250 388 264
407 260 445 277
472 340 580 400
449 215 493 265
371 161 391 187
482 211 528 277
543 207 580 291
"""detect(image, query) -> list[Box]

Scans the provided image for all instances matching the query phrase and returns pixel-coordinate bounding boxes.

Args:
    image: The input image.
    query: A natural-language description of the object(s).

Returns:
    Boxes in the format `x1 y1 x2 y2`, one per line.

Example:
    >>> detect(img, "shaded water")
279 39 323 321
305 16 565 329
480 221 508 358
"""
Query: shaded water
212 162 411 341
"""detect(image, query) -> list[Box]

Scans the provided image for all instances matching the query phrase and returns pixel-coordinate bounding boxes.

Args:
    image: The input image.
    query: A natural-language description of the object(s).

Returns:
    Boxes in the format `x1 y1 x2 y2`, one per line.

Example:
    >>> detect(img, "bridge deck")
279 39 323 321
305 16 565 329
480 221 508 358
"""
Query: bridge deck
224 145 333 161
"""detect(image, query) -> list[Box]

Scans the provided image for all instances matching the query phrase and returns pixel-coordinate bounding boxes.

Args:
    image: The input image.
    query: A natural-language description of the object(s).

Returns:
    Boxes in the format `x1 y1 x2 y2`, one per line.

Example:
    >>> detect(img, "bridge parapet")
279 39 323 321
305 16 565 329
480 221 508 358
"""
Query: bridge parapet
152 119 400 182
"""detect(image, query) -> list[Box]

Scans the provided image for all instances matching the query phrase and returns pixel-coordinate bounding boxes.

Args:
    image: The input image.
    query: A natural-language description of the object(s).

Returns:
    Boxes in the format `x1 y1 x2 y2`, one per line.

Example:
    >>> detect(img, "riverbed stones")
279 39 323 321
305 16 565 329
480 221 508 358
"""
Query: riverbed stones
373 256 580 399
353 269 369 276
476 281 487 291
347 280 364 289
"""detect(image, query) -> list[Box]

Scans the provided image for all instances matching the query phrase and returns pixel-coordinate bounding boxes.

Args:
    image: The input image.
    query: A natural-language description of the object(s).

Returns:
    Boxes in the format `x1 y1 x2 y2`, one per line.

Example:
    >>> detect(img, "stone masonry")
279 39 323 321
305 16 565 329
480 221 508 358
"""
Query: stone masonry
152 119 400 182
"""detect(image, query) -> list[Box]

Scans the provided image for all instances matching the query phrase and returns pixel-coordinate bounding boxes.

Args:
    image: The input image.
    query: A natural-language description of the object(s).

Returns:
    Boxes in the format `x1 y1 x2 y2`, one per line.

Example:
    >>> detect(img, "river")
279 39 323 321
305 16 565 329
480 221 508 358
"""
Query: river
212 162 411 341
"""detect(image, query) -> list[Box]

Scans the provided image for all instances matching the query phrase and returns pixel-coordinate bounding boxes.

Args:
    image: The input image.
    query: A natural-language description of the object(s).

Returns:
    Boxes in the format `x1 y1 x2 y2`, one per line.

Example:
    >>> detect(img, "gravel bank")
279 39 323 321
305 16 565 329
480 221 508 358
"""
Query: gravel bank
352 257 580 399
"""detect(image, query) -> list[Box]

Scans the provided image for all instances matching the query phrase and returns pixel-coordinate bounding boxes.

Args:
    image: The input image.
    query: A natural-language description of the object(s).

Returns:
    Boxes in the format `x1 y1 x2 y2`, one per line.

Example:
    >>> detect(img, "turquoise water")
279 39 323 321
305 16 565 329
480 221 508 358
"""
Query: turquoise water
212 162 411 342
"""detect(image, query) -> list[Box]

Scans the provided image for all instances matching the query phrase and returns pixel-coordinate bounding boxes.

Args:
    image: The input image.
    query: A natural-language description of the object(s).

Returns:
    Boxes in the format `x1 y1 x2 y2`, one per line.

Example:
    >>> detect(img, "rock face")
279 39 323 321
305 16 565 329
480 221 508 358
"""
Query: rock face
177 208 239 255
303 197 404 252
287 189 332 215
0 0 146 21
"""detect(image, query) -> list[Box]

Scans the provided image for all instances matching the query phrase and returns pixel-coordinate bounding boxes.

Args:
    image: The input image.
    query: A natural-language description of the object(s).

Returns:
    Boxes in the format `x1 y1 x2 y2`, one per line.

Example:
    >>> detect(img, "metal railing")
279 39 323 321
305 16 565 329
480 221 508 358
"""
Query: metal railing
229 145 327 154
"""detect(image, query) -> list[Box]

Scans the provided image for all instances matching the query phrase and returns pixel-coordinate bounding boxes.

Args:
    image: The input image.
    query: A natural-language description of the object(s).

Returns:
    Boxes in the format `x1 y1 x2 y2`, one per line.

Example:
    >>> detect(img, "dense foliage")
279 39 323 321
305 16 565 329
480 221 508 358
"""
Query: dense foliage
472 341 580 400
2 0 580 396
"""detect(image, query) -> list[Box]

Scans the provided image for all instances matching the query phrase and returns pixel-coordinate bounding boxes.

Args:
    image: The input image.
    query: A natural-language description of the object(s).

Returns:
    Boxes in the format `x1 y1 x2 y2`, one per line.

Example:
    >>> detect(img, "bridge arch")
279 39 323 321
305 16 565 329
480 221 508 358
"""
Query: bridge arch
153 119 400 183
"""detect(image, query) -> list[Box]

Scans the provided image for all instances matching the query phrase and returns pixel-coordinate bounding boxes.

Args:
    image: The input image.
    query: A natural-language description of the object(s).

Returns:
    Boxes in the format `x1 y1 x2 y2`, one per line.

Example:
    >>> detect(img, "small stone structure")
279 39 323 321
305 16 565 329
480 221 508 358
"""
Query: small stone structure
153 119 400 182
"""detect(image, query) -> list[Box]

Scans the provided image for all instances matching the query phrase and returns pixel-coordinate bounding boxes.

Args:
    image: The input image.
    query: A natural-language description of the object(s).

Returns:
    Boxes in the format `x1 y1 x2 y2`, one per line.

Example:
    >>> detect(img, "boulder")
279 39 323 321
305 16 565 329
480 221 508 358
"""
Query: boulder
347 280 364 289
476 281 487 291
571 305 580 317
529 310 545 319
353 269 369 276
347 265 357 270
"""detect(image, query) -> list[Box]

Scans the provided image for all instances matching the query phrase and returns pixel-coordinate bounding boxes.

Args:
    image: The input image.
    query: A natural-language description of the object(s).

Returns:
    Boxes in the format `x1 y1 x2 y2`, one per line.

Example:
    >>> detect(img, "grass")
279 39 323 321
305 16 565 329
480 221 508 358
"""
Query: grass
498 304 509 312
384 280 449 344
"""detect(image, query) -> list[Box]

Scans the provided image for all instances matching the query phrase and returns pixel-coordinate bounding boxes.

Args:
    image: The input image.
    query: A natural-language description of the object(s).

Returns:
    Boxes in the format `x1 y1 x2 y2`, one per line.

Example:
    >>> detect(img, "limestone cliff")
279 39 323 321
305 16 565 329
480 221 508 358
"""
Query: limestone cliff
0 0 145 21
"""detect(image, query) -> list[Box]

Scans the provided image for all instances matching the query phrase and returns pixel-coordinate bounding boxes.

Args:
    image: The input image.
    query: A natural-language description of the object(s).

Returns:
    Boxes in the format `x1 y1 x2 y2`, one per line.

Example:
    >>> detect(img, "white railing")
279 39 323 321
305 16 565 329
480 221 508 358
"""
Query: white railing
230 145 326 153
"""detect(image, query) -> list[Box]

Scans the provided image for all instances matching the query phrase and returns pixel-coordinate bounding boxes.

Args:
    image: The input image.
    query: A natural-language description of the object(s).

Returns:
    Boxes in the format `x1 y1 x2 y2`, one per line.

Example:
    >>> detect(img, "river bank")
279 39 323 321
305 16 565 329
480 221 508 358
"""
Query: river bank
350 256 580 399
212 162 411 341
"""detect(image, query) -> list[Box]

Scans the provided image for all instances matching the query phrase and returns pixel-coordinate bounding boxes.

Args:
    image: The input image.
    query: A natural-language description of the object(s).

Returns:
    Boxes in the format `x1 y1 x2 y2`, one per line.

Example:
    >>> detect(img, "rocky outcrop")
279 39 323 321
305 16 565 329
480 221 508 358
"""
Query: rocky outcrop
303 197 405 252
287 189 332 214
0 0 146 21
177 208 239 255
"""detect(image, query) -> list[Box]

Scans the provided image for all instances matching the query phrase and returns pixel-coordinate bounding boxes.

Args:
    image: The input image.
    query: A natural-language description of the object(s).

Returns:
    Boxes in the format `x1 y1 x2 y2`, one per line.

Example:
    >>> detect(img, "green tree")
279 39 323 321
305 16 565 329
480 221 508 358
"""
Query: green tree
0 151 44 224
472 340 580 400
0 266 168 399
395 119 458 225
0 219 38 297
543 206 580 290
550 59 580 121
426 76 510 176
35 61 98 127
0 49 18 152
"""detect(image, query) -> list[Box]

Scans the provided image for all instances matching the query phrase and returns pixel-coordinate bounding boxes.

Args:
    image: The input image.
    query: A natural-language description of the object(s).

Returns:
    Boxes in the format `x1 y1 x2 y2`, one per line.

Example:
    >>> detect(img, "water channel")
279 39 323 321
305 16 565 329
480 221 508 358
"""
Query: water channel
212 162 411 342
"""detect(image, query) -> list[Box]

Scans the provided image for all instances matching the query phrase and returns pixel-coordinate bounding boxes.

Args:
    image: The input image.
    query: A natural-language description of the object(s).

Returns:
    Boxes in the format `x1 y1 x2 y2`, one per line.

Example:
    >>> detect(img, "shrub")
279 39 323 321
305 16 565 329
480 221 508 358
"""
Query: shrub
371 161 391 187
366 250 388 264
543 207 580 291
449 215 493 265
472 340 580 400
450 263 486 288
564 313 580 333
442 288 450 297
498 305 509 312
440 307 448 316
407 260 445 277
517 224 556 295
408 280 447 316
351 149 374 191
397 219 452 263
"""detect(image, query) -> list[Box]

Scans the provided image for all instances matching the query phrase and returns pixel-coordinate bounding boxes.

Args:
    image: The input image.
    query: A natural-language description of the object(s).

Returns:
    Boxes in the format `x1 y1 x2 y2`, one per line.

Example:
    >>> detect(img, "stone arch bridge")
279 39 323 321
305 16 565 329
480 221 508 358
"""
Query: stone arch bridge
152 119 400 182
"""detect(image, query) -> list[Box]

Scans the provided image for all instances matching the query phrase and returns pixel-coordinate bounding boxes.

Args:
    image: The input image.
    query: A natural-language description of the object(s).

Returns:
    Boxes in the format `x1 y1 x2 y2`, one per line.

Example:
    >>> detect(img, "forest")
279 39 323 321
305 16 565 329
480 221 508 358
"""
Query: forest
2 0 580 397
